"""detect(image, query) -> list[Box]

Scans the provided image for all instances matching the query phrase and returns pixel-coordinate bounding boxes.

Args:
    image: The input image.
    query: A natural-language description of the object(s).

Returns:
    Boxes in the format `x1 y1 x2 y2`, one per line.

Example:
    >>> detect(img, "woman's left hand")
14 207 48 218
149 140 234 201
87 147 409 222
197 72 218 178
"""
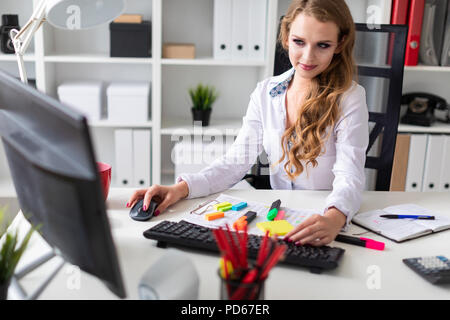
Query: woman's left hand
284 207 346 246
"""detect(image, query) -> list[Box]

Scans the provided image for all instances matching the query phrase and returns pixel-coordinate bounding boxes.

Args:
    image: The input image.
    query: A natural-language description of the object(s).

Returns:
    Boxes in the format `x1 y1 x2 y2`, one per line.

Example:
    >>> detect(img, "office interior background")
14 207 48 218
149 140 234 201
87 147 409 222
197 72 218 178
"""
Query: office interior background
0 0 449 229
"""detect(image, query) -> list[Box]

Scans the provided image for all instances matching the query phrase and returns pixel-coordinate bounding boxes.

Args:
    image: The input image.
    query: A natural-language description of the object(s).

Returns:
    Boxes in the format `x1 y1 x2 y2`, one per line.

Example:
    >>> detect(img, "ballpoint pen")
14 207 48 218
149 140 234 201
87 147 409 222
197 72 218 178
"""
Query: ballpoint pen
380 214 435 220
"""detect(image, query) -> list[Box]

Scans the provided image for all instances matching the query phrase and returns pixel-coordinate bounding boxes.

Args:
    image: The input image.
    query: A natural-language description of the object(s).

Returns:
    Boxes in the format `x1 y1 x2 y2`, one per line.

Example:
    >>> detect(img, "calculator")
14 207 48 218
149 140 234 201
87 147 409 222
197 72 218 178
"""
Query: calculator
403 256 450 284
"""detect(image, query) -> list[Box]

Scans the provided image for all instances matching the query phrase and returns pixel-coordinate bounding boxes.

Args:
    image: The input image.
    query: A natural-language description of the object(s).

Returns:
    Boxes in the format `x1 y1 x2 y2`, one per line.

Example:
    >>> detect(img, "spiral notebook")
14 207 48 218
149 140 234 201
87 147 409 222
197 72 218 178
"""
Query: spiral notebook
352 204 450 242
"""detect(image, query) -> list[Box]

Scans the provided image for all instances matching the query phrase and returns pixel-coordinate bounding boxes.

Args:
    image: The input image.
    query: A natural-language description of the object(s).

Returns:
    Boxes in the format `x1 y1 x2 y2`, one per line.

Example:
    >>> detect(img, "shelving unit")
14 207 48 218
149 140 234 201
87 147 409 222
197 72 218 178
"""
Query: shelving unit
43 54 153 64
0 0 449 197
0 52 35 62
161 58 266 66
0 0 278 193
398 123 450 134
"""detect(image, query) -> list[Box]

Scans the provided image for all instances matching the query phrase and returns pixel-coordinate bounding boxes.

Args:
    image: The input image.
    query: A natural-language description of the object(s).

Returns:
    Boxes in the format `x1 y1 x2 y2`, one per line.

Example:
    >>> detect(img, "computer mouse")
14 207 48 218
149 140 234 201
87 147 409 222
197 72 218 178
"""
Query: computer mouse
129 199 158 221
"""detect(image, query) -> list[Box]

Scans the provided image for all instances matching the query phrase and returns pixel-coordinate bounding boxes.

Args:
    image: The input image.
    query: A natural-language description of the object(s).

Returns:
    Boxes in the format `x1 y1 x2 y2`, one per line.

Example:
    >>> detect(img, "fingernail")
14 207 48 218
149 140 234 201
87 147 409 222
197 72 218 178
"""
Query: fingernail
295 241 301 246
126 202 129 208
284 237 290 242
155 210 160 216
143 205 147 211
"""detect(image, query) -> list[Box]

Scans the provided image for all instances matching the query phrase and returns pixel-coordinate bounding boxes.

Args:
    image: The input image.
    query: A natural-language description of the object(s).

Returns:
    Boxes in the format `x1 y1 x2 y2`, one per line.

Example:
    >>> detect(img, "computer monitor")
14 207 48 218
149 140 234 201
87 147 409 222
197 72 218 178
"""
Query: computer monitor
0 71 126 298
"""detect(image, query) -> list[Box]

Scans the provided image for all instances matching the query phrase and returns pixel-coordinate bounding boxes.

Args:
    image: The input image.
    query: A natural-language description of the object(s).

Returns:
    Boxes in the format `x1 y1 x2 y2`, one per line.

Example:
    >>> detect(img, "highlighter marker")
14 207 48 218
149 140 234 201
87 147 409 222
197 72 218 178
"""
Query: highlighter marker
231 202 247 211
274 210 285 221
267 199 281 221
335 234 385 251
214 202 232 211
233 211 257 231
269 199 281 211
205 211 225 221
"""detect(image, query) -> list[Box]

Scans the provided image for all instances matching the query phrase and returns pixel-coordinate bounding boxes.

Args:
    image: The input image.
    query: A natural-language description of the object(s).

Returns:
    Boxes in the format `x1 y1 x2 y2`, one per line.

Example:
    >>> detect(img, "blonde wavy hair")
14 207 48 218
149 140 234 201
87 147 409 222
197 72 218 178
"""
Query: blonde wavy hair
274 0 356 181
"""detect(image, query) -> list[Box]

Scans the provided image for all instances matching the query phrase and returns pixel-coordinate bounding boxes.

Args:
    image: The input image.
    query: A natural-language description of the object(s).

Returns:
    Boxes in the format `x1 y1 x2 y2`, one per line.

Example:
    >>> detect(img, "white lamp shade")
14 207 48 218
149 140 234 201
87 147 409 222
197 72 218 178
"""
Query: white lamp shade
45 0 126 30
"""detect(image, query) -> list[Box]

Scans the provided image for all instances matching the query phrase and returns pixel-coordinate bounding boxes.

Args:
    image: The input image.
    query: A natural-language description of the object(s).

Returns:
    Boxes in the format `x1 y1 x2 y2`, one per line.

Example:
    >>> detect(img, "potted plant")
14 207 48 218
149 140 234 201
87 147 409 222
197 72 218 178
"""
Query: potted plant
0 208 35 300
189 83 219 127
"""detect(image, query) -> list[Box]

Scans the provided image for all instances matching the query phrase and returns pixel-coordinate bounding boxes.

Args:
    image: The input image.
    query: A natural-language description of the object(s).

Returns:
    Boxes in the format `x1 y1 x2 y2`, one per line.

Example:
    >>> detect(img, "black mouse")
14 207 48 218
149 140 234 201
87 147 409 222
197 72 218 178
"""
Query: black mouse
129 199 158 221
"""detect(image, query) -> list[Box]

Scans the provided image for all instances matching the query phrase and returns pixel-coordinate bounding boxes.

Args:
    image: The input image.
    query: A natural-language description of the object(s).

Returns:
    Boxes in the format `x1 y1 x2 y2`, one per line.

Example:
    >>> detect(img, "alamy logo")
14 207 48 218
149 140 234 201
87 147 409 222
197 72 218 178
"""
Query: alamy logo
366 5 381 30
366 265 381 290
66 5 81 30
66 265 81 290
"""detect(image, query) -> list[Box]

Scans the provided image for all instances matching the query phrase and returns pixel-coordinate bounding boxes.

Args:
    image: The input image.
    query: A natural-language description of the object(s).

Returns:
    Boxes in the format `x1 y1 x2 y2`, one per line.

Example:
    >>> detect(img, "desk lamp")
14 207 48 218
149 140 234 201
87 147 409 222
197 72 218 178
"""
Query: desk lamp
10 0 126 84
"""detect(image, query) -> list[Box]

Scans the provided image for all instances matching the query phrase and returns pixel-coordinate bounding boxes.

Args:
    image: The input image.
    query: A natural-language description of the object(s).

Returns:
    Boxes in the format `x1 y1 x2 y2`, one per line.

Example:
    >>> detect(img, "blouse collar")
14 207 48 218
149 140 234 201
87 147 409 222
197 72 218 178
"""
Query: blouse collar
269 67 295 98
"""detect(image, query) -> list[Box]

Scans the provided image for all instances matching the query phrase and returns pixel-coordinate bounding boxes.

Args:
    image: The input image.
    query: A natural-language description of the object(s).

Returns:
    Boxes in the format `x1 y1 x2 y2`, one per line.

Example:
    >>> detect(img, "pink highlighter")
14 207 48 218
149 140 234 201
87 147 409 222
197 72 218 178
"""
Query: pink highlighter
335 234 385 251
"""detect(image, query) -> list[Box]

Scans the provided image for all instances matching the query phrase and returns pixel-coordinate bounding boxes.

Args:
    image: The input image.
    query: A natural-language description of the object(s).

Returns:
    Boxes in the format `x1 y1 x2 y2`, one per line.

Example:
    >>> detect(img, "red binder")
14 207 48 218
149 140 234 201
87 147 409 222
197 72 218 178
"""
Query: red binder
405 0 425 66
391 0 409 24
388 0 410 65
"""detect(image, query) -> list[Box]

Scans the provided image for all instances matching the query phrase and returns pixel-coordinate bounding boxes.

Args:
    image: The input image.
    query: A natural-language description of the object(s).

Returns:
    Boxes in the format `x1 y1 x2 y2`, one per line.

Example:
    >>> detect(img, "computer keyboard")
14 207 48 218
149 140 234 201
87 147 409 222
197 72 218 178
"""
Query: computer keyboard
143 220 345 274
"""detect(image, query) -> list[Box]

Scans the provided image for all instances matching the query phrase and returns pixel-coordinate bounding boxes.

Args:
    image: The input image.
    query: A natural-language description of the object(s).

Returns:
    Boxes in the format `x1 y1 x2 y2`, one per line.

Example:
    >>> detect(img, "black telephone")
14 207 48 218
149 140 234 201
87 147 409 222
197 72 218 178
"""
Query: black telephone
401 92 449 126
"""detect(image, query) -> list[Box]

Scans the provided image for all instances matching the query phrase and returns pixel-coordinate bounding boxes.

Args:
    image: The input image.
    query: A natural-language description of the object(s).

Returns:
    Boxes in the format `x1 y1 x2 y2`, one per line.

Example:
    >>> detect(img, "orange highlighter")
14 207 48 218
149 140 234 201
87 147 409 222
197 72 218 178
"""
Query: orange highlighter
233 211 257 231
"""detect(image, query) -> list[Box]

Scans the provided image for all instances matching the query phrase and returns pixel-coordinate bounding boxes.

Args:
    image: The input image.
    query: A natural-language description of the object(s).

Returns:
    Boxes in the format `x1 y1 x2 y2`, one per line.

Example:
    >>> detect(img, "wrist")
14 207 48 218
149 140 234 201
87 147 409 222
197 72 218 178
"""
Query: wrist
175 180 189 199
324 207 347 229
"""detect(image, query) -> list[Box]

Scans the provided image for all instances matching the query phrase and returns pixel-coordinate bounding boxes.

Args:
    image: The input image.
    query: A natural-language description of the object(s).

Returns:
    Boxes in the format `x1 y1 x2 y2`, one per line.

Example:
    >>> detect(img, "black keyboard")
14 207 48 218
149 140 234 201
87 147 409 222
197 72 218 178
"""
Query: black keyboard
143 220 345 274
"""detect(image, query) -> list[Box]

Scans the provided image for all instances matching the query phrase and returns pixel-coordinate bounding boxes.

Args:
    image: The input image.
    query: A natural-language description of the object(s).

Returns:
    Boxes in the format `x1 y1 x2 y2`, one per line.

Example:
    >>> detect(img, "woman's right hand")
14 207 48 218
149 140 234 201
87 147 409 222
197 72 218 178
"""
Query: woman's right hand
126 181 189 216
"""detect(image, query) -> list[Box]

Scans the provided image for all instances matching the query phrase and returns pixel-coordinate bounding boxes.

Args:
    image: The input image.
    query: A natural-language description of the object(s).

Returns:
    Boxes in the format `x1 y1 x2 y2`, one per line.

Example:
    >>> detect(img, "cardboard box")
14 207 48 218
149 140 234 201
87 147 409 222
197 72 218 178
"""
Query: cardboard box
113 14 143 24
163 43 195 59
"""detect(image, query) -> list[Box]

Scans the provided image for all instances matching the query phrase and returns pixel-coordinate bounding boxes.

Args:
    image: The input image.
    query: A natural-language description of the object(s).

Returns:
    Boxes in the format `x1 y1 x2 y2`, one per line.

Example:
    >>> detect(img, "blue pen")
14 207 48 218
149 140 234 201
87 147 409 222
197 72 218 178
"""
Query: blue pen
380 214 435 220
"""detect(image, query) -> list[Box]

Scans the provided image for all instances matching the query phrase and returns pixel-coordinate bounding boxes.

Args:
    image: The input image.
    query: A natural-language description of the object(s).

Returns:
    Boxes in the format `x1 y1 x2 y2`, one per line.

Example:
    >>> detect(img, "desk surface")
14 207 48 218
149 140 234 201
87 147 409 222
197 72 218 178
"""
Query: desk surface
12 189 450 300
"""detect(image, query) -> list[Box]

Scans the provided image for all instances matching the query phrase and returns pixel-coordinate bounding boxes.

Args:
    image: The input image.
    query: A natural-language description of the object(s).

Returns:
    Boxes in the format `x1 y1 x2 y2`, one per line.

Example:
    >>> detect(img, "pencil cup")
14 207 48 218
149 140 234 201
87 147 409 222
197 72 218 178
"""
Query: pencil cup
218 269 266 300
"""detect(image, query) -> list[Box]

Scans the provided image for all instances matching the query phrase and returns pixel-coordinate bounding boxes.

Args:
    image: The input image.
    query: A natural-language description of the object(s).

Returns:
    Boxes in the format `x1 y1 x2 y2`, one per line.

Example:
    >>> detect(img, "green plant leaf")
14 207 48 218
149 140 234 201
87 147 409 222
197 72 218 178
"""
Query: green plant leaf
0 233 17 282
0 209 37 283
5 226 35 280
189 83 219 110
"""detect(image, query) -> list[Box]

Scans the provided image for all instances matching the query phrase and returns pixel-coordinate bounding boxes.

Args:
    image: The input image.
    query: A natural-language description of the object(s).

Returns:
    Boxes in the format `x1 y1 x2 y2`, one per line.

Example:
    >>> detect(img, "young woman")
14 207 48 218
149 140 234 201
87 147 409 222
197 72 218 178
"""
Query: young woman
127 0 369 246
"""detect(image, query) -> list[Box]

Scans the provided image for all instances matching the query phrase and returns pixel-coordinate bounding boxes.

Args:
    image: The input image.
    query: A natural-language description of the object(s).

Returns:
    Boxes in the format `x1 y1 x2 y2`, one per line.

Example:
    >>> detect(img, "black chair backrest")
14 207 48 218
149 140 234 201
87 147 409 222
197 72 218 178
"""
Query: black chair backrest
250 22 408 191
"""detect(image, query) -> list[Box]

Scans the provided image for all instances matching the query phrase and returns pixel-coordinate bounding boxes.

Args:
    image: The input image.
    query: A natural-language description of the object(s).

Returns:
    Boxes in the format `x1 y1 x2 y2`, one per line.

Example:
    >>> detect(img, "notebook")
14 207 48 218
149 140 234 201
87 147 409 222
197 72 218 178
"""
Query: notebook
352 204 450 242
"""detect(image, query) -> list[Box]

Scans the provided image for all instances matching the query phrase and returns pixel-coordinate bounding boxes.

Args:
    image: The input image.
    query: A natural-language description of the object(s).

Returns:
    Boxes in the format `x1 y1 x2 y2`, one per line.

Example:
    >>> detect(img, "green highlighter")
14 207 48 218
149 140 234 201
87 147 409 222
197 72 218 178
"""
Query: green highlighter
267 199 281 221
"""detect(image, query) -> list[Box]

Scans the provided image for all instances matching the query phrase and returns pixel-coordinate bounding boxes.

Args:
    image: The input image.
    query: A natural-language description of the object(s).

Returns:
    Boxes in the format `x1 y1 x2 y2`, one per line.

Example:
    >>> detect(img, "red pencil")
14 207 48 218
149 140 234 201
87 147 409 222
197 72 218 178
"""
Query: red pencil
259 245 287 280
230 268 259 300
225 224 243 268
242 225 248 269
233 225 247 269
257 231 270 267
214 228 239 269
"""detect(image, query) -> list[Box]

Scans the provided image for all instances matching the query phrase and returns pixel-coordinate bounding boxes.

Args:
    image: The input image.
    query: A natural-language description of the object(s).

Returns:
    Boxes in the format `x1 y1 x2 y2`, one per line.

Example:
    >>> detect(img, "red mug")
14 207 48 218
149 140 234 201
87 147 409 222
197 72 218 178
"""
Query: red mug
97 162 111 200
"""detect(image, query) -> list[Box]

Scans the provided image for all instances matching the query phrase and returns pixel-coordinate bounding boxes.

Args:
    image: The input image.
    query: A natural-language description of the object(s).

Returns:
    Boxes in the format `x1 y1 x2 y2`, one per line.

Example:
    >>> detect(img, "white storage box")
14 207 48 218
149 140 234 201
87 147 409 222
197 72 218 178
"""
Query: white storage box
173 139 234 182
107 82 151 123
57 81 104 121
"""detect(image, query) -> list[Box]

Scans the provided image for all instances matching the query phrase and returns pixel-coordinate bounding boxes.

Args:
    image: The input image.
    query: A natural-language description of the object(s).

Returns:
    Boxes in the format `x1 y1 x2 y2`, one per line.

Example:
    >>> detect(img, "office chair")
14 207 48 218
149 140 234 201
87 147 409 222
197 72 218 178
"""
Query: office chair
243 23 408 191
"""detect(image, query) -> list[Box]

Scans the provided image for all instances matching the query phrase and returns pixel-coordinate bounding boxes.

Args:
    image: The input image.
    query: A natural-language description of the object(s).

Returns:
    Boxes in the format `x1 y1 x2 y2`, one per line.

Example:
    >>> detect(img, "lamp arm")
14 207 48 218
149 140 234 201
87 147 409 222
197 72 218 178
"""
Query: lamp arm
10 0 47 83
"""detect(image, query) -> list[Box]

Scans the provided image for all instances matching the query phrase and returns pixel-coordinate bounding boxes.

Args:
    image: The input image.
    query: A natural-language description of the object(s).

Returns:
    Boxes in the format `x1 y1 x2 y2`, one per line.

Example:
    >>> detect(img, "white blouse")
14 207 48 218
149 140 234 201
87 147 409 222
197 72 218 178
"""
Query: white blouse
176 67 369 227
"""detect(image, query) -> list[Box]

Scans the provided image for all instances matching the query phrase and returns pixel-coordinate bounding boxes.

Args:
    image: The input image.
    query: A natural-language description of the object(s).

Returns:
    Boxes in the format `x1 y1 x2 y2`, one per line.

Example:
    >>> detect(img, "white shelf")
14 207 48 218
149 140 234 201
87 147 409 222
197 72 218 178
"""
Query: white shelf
161 118 242 136
0 53 35 62
398 123 450 134
162 57 266 67
89 120 153 128
44 54 153 64
404 65 450 72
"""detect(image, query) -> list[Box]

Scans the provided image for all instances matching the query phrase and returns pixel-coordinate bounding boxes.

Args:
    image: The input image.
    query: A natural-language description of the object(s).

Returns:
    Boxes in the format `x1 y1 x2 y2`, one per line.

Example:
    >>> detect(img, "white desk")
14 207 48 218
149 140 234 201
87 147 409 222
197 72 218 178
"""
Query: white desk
10 189 450 300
